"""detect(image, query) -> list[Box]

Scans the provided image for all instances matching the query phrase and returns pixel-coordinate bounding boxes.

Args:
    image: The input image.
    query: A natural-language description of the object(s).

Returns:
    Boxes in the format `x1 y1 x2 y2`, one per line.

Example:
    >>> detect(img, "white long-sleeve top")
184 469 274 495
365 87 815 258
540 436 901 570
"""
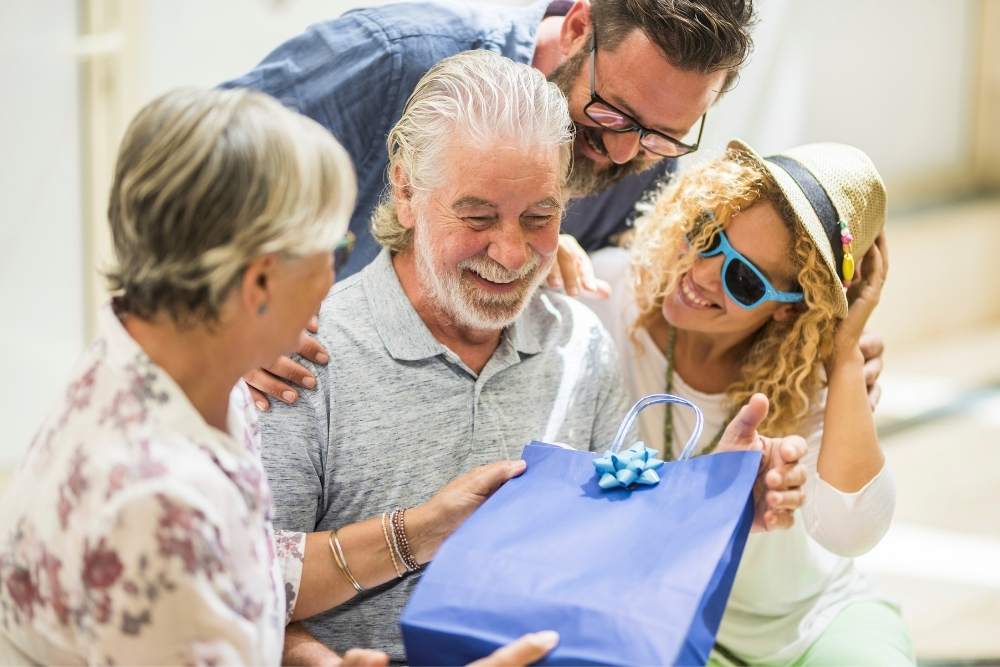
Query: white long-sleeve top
584 248 897 664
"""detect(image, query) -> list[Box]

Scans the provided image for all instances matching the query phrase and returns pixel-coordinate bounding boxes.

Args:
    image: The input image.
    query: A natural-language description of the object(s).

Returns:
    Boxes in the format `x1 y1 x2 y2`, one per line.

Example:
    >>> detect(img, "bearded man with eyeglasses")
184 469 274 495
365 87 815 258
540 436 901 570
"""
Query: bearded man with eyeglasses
224 1 750 278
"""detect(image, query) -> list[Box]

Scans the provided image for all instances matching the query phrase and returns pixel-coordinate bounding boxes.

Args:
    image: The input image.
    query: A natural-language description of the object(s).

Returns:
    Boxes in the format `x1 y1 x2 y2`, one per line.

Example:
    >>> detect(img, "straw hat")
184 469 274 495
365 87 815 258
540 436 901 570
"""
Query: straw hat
727 139 886 318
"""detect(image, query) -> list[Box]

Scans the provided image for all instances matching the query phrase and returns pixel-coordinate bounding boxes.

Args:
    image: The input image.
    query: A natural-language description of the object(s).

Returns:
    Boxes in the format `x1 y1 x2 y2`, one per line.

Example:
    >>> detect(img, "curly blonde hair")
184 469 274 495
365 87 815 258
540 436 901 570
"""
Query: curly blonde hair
629 147 840 436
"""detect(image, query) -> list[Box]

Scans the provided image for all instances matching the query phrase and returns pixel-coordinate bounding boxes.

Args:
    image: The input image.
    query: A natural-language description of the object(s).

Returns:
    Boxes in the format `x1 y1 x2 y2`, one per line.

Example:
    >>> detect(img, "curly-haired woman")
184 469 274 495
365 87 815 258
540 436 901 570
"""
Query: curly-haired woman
584 140 914 665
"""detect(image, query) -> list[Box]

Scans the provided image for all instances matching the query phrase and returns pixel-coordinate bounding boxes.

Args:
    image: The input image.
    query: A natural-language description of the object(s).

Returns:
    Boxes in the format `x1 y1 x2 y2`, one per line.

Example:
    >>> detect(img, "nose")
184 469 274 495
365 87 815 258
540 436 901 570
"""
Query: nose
602 129 642 164
487 220 531 271
690 255 723 292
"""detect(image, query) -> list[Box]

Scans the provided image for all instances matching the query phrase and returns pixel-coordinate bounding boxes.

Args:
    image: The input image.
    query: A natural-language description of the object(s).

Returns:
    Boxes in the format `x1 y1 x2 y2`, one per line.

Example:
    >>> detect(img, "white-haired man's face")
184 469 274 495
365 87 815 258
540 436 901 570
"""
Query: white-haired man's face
397 141 564 331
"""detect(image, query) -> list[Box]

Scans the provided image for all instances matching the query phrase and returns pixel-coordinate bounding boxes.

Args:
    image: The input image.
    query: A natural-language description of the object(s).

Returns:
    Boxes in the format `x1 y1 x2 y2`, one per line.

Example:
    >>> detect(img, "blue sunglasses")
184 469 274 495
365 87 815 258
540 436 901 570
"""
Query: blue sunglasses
696 229 803 310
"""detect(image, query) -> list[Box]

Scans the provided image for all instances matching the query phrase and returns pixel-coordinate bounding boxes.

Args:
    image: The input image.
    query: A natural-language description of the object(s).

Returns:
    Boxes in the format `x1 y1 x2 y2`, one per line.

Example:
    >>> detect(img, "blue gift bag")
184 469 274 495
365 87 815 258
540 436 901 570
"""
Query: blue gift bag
401 395 761 666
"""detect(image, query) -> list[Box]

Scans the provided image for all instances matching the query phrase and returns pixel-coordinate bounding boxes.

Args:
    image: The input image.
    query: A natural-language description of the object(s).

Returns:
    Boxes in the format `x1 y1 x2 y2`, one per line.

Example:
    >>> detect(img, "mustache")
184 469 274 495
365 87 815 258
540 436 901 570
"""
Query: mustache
458 252 542 283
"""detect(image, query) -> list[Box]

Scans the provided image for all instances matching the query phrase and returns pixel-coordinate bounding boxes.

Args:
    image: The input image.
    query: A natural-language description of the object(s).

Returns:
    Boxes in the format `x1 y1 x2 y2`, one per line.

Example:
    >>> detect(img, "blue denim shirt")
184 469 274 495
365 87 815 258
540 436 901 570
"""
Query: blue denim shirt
223 0 672 277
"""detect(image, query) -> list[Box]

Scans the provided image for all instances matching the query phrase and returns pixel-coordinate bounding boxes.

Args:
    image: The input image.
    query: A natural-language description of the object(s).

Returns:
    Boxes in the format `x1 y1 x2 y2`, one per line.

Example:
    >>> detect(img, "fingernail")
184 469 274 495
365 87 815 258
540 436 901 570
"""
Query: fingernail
316 353 329 364
302 375 316 389
281 390 297 403
255 401 267 411
533 631 559 648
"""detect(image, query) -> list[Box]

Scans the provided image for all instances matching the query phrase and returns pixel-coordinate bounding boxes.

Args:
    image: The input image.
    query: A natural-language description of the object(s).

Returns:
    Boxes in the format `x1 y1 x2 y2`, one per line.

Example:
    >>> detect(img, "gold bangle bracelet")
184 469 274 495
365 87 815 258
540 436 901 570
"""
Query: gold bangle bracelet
381 512 404 578
328 530 365 594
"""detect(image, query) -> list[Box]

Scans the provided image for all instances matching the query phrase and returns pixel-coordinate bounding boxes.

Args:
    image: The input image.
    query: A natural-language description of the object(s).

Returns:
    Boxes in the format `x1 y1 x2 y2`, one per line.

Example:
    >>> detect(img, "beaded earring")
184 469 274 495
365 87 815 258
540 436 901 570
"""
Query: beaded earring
839 219 855 286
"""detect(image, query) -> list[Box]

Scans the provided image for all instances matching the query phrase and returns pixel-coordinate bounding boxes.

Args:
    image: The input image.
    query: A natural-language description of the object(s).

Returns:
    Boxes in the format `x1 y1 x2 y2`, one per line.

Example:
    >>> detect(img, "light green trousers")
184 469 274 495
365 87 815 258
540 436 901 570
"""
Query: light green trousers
708 601 915 666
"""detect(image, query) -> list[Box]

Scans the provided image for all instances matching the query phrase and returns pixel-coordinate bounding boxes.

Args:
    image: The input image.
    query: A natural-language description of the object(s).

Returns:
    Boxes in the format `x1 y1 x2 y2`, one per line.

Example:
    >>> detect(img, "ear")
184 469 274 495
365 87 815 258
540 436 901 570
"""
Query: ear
559 1 593 57
241 254 279 316
391 163 417 231
771 303 800 323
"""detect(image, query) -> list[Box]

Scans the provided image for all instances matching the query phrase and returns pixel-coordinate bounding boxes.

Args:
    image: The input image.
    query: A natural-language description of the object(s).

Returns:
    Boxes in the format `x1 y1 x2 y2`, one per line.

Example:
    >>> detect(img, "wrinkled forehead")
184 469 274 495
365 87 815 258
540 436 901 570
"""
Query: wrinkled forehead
427 140 568 207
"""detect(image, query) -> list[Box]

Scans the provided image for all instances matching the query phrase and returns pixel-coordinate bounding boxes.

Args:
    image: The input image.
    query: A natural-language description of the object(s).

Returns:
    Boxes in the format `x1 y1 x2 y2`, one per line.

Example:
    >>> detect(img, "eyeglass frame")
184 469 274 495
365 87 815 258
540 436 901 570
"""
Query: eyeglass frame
583 34 707 158
696 228 804 310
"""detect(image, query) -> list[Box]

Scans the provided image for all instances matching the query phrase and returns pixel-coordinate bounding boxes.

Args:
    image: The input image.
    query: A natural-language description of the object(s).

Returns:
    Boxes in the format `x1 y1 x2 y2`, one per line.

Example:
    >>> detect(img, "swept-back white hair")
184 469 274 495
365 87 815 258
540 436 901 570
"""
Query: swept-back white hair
372 50 573 252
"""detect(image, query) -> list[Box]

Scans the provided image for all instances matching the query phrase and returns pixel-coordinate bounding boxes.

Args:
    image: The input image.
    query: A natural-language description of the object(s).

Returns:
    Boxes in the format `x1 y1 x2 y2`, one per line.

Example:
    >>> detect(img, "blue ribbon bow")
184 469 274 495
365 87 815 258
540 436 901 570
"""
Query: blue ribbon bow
593 443 665 490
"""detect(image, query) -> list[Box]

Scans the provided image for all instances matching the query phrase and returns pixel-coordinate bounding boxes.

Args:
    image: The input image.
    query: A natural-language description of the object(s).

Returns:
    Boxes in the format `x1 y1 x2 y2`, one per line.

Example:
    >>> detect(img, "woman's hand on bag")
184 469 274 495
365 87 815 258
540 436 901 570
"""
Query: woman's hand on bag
244 314 330 410
408 460 528 565
546 234 611 298
468 631 560 667
714 393 808 532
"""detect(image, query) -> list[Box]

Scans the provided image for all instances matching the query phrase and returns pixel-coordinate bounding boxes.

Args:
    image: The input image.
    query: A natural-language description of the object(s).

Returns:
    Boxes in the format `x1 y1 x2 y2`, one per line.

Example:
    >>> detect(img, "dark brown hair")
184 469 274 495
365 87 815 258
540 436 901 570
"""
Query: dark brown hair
590 0 756 92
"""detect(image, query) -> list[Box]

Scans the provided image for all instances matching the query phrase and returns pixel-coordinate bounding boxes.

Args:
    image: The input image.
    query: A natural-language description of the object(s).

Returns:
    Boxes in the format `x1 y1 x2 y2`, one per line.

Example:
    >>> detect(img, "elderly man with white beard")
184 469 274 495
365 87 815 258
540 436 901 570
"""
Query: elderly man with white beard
260 50 808 662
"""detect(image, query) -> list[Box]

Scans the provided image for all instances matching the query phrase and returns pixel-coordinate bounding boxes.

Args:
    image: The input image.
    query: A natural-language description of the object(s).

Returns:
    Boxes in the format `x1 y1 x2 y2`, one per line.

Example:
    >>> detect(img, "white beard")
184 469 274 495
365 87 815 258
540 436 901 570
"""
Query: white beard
413 221 550 331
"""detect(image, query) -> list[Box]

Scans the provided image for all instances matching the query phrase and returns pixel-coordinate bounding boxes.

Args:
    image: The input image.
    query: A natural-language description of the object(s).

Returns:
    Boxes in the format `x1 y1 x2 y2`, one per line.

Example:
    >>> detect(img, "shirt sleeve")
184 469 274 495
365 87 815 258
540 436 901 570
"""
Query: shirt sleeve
799 404 896 557
589 326 632 452
273 529 307 624
258 355 331 535
219 12 401 173
580 251 635 452
83 489 265 666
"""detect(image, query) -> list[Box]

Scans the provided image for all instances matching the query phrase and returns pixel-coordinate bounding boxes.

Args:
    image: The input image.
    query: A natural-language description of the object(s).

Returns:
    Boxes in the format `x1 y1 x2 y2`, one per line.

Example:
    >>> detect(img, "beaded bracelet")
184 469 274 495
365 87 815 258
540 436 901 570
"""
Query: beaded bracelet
388 510 409 573
381 511 404 578
390 507 421 572
328 530 365 593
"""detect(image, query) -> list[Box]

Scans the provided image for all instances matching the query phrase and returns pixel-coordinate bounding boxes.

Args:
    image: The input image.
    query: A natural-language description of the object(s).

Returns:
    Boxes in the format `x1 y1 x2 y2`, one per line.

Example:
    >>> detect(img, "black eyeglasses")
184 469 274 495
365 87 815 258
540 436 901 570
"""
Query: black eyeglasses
333 230 355 271
584 37 706 158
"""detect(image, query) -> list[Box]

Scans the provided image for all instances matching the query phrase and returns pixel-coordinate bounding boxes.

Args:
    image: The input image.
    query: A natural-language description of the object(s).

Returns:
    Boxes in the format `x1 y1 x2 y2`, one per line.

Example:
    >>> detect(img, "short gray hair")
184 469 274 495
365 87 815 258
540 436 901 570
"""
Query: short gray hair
372 50 573 252
106 87 355 323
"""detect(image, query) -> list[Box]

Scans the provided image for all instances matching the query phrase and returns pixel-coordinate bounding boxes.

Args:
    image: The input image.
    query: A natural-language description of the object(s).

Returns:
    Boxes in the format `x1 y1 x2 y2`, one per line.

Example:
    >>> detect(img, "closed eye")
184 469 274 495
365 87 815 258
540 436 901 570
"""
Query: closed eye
463 216 498 228
522 214 556 229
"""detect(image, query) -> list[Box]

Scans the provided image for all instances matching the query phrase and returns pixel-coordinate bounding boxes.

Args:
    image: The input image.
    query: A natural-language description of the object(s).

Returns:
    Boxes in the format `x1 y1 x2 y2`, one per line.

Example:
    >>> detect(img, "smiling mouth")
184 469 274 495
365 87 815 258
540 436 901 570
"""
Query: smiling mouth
679 273 720 310
465 269 519 291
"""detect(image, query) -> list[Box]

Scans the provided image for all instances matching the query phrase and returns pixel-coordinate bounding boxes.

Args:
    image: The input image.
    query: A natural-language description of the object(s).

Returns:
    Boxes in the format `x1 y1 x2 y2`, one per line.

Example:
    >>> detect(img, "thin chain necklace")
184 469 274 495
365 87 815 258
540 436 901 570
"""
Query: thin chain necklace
662 326 733 461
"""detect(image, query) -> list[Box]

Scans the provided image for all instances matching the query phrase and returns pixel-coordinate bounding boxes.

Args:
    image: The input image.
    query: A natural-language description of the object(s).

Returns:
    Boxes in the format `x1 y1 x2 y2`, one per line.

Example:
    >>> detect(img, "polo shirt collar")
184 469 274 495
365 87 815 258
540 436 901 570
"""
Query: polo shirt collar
507 305 542 356
362 249 543 361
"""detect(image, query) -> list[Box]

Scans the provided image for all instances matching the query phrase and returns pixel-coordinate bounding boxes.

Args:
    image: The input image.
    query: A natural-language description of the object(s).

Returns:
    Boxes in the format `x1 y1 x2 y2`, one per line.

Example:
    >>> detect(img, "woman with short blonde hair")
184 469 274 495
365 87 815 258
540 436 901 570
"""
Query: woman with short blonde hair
0 87 549 666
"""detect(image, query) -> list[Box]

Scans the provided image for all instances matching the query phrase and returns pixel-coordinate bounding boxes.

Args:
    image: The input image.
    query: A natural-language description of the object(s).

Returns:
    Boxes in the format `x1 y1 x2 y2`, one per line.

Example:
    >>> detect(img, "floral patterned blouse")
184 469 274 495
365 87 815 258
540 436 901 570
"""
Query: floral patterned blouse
0 305 306 665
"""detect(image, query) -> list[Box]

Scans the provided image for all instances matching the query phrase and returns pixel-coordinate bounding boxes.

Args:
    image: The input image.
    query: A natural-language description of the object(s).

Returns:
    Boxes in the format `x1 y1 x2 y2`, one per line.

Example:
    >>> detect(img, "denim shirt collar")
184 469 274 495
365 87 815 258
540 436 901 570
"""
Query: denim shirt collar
480 0 550 65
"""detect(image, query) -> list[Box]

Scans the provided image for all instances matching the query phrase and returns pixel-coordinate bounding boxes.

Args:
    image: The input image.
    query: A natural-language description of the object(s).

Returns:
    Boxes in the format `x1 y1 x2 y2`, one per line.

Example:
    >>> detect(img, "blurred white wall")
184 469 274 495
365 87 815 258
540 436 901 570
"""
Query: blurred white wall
142 0 398 97
0 1 84 467
697 0 979 207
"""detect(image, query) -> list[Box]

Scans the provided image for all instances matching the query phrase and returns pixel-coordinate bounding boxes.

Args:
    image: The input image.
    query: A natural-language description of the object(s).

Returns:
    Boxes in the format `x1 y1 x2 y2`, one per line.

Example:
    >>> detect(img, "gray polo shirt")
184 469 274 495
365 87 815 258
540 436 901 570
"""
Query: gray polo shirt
259 249 629 659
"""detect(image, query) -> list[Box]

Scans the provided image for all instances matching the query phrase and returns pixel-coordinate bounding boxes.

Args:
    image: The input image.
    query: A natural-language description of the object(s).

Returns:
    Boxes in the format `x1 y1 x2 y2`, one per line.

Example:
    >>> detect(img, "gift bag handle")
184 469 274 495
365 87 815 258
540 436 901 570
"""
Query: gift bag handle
609 394 705 461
